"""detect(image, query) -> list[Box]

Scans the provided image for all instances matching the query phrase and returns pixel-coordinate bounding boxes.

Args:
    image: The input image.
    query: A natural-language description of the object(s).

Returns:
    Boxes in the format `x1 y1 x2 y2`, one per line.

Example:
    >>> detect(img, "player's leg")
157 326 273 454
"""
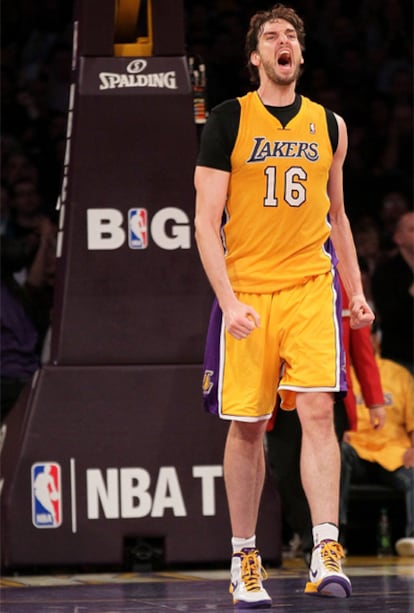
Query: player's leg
225 419 272 608
224 420 267 538
219 292 277 608
297 391 351 598
266 404 313 560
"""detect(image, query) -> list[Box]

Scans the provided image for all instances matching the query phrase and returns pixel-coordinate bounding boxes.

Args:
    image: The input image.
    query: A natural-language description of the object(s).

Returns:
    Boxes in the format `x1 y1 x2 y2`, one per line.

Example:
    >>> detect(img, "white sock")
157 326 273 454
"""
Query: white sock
312 523 339 546
232 534 256 553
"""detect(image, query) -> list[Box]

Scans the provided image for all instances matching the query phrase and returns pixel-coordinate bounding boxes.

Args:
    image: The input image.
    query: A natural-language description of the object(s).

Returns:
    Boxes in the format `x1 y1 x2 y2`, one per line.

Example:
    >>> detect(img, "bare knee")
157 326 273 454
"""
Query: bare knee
296 392 334 435
228 420 268 445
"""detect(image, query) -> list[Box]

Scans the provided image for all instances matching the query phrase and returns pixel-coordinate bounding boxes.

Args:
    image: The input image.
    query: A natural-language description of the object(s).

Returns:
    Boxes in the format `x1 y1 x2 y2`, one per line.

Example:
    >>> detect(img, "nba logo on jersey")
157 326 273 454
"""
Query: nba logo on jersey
128 208 148 249
31 463 62 528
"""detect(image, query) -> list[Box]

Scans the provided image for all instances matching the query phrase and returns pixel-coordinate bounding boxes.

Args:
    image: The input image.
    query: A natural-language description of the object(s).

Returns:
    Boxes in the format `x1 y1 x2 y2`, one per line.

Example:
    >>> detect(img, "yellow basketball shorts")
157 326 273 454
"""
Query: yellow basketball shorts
202 271 346 422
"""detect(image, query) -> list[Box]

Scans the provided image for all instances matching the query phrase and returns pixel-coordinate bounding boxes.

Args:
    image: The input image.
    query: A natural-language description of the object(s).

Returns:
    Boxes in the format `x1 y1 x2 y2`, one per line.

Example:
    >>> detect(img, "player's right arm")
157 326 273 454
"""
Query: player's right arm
194 166 260 339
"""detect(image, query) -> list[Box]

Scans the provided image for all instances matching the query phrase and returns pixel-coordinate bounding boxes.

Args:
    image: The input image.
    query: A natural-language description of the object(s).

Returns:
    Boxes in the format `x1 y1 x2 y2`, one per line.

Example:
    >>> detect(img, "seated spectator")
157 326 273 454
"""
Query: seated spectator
371 211 414 374
352 216 385 306
7 177 44 234
1 237 40 421
1 151 39 191
353 216 384 277
0 207 57 421
377 190 410 255
0 182 12 236
5 177 57 289
340 331 414 557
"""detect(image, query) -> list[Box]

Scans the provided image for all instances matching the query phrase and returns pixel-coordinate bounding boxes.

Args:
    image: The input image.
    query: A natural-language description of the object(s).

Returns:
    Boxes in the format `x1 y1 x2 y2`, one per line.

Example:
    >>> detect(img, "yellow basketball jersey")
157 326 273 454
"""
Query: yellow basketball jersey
224 92 334 292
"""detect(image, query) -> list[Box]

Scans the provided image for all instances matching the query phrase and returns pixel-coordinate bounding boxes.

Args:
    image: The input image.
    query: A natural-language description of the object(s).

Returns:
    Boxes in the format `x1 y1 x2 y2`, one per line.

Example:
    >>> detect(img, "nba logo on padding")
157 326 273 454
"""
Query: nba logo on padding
129 208 148 248
31 463 62 528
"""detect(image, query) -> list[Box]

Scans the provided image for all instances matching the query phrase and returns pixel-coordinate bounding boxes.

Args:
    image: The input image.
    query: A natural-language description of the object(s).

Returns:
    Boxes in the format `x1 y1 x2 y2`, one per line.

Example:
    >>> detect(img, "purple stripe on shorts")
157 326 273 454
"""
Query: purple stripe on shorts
332 266 347 396
325 236 347 395
202 299 222 415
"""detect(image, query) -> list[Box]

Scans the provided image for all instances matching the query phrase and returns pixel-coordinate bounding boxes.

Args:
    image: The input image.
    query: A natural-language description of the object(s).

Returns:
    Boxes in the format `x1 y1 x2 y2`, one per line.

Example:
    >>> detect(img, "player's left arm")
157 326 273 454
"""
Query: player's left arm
328 113 374 329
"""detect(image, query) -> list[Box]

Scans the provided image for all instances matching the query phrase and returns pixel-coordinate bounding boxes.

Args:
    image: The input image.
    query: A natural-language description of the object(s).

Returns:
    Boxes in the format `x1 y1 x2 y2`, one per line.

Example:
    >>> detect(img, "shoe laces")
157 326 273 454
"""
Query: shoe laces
319 540 345 572
238 549 268 592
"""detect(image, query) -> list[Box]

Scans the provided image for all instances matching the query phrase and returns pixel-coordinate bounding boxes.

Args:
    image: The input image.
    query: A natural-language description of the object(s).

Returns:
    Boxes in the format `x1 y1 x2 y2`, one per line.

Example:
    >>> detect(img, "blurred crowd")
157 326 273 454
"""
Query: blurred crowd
1 1 413 419
1 1 73 418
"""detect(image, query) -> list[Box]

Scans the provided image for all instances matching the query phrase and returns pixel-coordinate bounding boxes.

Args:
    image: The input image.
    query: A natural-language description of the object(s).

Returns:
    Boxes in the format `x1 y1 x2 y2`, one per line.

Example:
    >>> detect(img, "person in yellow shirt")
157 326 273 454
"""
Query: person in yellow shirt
340 333 414 555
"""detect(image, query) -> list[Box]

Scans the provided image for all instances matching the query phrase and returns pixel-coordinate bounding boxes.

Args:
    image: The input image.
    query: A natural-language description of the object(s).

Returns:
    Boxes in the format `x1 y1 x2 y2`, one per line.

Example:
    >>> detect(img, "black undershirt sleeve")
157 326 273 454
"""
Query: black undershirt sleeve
196 99 240 171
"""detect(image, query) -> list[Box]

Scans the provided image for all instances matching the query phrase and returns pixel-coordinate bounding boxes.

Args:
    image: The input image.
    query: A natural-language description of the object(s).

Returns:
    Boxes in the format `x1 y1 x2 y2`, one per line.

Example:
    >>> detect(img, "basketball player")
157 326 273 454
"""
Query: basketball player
194 4 374 608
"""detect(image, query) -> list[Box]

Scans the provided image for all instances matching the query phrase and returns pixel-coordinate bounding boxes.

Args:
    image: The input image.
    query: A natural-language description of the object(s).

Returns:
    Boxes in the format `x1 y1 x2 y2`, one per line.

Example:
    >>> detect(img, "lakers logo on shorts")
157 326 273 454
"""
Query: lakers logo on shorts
202 370 214 396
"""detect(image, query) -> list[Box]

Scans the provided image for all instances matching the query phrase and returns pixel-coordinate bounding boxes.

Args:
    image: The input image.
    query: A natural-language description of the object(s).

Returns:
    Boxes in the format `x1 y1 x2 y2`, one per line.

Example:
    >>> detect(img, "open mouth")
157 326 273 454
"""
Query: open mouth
277 50 291 67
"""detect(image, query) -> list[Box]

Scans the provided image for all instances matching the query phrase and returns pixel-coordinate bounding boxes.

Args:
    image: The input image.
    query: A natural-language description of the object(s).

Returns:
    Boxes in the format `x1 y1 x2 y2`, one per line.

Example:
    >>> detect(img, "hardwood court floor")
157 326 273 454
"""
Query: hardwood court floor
1 555 413 612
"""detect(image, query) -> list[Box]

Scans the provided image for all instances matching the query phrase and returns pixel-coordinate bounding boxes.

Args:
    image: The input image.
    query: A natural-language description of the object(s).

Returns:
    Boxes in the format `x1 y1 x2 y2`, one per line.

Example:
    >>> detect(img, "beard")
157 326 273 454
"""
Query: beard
262 58 302 86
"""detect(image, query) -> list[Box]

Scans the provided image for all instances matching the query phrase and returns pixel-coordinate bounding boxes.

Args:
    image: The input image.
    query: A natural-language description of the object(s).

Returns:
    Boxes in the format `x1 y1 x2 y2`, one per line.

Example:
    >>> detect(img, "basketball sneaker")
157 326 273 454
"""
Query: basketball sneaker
304 539 352 598
229 548 272 609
